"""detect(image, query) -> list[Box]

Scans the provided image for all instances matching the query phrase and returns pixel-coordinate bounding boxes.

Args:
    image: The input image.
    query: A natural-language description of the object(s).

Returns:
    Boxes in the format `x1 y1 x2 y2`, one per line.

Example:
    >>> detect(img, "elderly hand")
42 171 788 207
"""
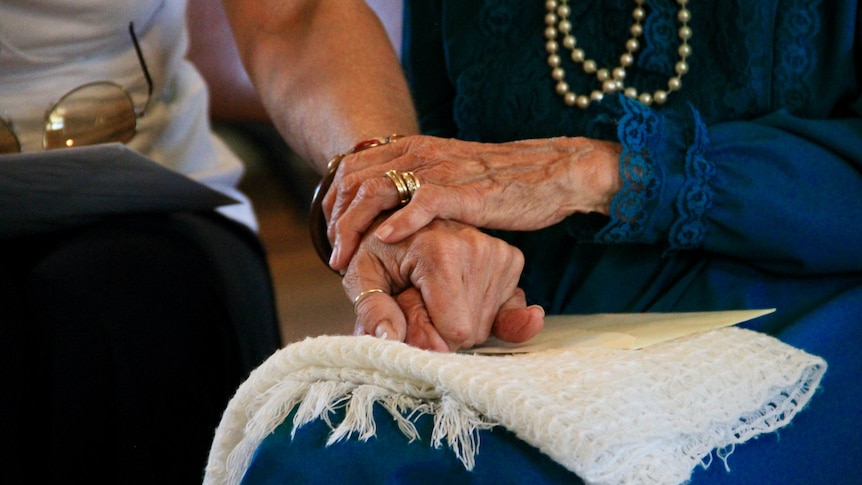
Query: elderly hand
324 135 622 270
343 218 544 352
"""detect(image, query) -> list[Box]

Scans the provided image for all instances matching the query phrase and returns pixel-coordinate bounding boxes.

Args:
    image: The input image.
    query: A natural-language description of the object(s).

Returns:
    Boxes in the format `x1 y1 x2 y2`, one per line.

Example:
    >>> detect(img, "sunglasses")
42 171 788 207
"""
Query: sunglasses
0 22 152 154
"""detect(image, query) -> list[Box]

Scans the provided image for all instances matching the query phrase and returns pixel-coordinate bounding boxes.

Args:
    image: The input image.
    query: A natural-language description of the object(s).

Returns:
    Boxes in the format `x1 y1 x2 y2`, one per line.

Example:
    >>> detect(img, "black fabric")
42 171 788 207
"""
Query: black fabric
0 144 239 239
0 212 281 483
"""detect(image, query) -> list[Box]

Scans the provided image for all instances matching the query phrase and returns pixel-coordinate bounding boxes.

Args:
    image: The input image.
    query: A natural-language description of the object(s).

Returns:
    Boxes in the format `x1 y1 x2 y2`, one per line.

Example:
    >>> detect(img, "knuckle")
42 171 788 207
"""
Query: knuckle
337 170 360 193
331 213 352 234
352 180 374 202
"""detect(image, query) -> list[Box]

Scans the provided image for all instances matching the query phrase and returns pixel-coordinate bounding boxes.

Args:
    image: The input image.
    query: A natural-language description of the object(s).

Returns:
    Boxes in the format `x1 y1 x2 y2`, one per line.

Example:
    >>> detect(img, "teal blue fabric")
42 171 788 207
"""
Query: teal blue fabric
244 1 861 483
243 404 577 484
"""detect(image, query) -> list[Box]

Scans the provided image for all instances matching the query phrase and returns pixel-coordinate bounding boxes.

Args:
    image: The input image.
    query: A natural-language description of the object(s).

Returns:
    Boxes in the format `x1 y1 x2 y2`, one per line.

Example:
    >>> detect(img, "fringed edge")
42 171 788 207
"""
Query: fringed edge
431 395 497 470
311 384 498 471
223 380 499 484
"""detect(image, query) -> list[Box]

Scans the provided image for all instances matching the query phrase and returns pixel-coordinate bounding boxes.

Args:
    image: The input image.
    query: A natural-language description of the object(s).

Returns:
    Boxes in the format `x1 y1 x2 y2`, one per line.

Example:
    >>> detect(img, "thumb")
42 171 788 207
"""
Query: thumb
491 290 545 344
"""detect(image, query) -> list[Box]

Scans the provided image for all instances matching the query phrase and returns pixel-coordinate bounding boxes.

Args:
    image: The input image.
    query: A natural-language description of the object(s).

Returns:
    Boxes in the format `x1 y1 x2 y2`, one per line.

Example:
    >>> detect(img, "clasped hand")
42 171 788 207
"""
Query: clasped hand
325 135 621 351
343 219 543 352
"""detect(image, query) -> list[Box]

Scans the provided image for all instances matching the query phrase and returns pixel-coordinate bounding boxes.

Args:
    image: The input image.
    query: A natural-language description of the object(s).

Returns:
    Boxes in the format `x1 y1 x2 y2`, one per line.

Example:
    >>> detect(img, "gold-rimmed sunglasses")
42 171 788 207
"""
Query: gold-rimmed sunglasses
0 22 152 154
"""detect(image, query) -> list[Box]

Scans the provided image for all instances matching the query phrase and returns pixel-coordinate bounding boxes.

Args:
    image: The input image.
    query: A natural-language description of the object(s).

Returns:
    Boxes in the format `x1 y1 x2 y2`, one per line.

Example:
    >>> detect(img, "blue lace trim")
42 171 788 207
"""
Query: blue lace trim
596 96 661 243
669 107 714 250
596 97 715 249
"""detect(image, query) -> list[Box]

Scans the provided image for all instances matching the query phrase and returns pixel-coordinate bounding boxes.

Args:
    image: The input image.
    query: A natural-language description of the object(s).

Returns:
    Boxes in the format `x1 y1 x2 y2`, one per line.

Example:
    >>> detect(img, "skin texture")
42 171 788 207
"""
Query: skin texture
324 135 623 270
343 219 544 351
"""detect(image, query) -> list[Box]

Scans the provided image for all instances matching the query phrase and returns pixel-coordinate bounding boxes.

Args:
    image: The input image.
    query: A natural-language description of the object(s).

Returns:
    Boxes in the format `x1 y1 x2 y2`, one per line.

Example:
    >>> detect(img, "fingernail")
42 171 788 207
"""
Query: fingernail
375 321 392 339
529 304 545 317
328 244 340 267
375 224 392 241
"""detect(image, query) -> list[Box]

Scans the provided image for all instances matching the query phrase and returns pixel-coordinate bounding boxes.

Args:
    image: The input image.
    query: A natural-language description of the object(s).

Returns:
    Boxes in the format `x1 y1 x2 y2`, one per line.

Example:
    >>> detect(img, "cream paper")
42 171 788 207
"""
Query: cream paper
467 308 776 354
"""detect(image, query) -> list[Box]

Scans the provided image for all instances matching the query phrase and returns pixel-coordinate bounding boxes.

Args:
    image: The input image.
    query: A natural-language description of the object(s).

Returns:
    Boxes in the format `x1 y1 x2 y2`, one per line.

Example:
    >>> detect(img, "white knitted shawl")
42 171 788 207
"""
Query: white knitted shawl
205 326 826 485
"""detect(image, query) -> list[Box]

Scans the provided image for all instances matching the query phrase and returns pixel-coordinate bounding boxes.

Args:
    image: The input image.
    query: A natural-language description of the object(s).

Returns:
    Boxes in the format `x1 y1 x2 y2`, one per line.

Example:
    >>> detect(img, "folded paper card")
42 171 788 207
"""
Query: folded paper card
467 308 776 354
0 143 238 238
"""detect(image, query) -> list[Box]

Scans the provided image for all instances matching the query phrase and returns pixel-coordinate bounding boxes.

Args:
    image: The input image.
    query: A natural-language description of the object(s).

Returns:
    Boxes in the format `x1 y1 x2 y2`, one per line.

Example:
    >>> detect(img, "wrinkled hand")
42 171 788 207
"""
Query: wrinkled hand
324 135 622 270
343 218 544 352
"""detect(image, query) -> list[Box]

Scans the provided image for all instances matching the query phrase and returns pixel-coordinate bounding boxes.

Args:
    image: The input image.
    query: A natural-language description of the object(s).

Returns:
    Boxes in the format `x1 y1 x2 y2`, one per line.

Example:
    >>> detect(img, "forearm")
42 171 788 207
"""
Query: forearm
222 0 419 170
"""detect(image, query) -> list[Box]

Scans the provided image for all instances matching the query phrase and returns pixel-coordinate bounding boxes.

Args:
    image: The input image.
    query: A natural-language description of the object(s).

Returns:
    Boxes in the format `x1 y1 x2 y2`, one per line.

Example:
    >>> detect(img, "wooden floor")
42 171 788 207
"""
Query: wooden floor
231 129 356 346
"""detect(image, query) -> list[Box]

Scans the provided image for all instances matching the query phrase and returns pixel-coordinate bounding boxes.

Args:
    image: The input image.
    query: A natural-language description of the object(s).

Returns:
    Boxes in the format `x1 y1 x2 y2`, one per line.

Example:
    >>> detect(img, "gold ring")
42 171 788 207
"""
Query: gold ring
385 169 411 205
400 171 421 200
353 288 387 314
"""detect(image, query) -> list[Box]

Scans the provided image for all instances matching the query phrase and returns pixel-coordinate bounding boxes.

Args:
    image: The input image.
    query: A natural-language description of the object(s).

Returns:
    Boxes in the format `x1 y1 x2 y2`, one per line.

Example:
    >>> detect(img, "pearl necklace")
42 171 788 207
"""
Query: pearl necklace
544 0 692 108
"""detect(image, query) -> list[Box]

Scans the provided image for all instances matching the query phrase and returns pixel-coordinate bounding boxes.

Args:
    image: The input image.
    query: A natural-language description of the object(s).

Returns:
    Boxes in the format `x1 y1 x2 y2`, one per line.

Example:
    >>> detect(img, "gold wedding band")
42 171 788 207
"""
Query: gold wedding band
353 288 386 314
385 169 410 205
384 170 421 206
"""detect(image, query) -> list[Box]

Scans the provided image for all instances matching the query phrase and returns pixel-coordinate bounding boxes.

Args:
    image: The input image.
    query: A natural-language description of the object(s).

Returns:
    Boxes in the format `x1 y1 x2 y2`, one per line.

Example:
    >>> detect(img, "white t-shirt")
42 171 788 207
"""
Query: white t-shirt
0 0 257 229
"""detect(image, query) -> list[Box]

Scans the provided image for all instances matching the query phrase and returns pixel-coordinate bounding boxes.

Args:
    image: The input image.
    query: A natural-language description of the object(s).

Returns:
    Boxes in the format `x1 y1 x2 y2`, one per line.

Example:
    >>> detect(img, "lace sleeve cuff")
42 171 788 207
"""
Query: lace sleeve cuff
589 95 716 250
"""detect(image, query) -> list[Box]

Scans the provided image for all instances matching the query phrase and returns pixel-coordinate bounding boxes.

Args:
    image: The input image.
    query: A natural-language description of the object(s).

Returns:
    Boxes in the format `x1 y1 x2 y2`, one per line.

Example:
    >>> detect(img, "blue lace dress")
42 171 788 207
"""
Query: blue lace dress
242 1 861 482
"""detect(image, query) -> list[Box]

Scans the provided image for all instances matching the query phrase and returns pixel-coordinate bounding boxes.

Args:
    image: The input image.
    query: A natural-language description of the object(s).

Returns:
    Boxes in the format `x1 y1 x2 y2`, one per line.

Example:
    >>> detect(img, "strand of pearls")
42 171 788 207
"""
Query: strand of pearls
544 0 692 108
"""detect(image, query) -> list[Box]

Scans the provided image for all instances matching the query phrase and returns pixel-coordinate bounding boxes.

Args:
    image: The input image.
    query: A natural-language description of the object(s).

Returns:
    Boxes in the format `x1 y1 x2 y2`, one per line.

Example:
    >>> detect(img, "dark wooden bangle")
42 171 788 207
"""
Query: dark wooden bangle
308 135 404 270
309 153 344 270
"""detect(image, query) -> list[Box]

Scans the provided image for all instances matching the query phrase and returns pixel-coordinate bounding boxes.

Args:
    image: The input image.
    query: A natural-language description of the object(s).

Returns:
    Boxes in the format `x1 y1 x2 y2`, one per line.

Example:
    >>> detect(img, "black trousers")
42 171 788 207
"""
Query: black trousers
0 212 281 483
